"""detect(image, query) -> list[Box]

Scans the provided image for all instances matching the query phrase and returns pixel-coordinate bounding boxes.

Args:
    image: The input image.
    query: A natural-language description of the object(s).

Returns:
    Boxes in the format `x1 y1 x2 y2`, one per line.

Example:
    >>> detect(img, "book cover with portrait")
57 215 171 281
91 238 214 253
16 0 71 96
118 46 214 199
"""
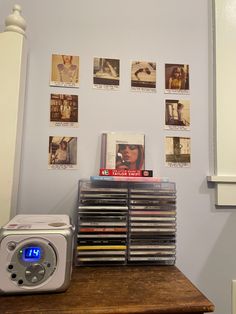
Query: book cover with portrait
50 54 79 88
48 136 78 169
50 93 79 127
101 132 145 170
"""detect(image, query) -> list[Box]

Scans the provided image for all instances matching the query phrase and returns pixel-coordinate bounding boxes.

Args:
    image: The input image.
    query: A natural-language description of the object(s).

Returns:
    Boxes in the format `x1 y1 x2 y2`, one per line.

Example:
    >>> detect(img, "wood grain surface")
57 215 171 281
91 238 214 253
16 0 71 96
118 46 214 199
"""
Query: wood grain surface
0 266 215 314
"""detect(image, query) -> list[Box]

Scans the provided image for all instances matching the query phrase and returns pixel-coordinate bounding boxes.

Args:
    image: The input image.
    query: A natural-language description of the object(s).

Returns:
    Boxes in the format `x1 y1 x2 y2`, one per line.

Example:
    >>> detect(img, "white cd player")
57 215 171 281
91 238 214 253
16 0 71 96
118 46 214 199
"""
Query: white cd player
0 214 74 294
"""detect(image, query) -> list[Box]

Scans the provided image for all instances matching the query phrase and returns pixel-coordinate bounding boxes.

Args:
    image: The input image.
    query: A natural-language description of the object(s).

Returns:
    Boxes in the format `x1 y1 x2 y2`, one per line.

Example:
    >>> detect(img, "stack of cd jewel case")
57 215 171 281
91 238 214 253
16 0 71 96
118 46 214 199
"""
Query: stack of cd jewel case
128 182 176 265
76 179 176 266
77 180 129 265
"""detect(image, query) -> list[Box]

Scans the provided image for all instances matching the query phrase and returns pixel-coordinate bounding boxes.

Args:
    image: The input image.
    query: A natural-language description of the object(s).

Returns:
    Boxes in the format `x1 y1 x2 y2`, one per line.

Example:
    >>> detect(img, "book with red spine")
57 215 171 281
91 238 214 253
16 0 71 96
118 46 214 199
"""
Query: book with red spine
99 168 153 177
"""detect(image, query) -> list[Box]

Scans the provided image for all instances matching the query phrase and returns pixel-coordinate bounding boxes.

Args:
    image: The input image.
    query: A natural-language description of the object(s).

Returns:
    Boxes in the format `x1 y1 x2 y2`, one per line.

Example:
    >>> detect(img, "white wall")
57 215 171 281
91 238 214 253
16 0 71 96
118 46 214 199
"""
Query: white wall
0 1 233 313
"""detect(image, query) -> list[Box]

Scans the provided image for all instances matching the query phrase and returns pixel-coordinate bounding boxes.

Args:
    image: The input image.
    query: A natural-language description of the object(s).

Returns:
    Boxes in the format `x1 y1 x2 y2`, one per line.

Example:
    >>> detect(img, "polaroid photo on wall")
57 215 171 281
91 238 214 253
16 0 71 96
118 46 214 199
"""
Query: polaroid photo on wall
93 57 120 90
165 136 191 167
48 136 78 169
50 94 79 127
165 64 189 95
50 54 79 88
131 61 156 92
165 99 190 130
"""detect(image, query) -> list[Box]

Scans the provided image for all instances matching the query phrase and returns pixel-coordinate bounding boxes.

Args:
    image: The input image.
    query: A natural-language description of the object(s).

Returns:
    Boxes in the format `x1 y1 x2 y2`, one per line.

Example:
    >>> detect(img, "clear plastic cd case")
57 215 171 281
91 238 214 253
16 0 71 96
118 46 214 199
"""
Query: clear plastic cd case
76 180 176 266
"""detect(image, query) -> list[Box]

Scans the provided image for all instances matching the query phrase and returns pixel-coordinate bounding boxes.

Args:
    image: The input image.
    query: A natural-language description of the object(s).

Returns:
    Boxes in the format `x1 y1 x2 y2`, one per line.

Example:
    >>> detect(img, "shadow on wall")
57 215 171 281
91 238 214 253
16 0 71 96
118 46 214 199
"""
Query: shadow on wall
51 184 78 222
197 212 236 314
19 182 79 225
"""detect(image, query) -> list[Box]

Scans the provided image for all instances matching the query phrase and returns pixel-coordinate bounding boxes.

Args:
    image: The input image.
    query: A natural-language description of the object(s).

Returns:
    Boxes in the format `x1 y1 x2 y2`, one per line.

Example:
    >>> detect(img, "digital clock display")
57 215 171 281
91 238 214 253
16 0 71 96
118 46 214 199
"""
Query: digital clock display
22 247 41 262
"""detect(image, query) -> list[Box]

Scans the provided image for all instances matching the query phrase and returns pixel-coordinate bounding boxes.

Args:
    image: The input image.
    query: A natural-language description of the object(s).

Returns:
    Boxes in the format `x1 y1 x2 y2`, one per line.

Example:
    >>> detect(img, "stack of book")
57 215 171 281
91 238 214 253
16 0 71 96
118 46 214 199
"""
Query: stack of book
91 168 168 183
98 131 169 183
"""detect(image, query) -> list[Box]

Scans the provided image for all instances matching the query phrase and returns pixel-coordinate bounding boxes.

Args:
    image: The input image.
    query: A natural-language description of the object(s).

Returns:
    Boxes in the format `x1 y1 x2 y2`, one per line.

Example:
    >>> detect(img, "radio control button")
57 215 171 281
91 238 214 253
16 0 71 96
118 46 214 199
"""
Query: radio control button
8 264 14 271
25 264 45 283
11 273 17 280
7 242 16 251
38 269 45 275
43 262 51 268
31 276 38 283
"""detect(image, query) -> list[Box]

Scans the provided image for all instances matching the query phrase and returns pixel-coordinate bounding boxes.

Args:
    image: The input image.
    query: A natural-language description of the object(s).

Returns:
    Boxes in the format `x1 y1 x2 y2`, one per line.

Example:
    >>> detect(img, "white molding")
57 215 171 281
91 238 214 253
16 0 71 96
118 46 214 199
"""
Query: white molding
209 0 236 206
207 176 236 183
0 6 27 226
4 4 26 36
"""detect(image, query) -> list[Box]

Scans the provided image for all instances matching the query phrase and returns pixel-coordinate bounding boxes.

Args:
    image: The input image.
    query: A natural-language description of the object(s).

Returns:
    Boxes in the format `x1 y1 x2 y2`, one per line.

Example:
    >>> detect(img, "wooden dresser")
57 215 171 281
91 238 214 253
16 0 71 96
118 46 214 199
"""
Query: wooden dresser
0 265 215 314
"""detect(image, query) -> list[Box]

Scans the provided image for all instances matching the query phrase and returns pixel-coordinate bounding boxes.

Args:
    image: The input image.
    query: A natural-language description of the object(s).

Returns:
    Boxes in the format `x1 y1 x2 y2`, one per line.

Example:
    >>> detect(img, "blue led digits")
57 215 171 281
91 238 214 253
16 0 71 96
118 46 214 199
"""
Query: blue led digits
22 247 41 262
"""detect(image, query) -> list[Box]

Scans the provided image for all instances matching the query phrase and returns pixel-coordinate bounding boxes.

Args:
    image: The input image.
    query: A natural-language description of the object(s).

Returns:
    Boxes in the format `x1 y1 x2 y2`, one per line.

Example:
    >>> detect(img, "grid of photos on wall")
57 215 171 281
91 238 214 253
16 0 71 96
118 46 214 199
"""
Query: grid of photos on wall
92 58 191 168
49 54 79 170
47 54 192 170
164 63 191 168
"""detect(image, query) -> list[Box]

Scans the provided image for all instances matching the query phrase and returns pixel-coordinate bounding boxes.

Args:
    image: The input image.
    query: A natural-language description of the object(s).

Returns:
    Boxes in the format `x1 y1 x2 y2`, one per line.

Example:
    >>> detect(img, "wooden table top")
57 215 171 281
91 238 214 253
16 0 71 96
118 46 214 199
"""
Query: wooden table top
0 265 214 314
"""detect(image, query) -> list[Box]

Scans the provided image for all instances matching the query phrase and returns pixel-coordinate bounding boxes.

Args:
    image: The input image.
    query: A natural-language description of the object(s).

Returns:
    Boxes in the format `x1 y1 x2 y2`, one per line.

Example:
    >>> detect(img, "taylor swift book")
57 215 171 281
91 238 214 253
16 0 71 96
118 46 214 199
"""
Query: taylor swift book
101 132 145 170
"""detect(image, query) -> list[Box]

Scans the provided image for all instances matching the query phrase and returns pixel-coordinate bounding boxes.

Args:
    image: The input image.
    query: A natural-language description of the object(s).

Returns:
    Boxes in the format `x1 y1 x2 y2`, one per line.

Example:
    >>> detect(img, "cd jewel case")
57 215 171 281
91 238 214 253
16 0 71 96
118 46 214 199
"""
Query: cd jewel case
77 180 176 266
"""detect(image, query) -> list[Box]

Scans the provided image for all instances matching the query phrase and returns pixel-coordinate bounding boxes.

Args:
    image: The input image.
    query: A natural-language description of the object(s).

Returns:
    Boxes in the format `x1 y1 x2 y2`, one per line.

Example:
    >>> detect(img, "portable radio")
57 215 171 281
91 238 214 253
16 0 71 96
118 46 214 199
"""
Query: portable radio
0 214 74 294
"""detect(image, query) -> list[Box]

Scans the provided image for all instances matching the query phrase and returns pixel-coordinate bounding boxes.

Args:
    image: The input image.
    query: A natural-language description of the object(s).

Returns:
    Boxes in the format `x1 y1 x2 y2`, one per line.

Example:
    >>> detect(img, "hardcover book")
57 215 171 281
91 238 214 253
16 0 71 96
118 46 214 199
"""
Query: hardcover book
101 132 145 170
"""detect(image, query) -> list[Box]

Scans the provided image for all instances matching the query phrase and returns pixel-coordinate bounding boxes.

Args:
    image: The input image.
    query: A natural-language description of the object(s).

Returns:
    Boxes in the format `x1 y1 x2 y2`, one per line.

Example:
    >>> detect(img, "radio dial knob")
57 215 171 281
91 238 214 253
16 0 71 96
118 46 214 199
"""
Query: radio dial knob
25 264 45 284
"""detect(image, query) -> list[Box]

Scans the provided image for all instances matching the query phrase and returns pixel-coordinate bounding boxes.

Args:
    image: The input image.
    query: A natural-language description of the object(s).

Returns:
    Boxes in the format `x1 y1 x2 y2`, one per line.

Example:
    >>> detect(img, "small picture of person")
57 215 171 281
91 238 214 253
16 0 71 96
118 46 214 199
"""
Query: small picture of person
165 99 190 129
131 61 156 90
115 144 144 170
165 64 189 94
50 94 78 126
93 57 120 88
49 136 77 169
50 54 79 87
60 99 71 120
54 141 68 164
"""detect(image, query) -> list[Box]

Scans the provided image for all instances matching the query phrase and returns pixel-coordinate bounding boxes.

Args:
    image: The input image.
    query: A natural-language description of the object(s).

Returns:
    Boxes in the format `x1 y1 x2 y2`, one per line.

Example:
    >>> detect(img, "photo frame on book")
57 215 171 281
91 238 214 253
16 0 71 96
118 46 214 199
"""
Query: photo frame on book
101 132 145 170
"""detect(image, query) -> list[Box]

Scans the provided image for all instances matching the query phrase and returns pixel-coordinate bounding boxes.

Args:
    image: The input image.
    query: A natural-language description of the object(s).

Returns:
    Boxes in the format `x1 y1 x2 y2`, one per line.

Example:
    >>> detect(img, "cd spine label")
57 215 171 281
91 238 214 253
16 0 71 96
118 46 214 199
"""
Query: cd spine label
77 179 176 266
